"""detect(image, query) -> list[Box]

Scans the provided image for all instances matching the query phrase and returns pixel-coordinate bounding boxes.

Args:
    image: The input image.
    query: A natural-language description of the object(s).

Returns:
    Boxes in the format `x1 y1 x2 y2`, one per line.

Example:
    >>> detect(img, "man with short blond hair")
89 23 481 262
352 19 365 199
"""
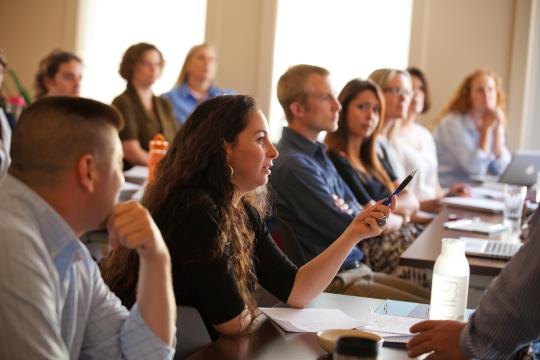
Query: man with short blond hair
0 97 176 359
277 64 330 123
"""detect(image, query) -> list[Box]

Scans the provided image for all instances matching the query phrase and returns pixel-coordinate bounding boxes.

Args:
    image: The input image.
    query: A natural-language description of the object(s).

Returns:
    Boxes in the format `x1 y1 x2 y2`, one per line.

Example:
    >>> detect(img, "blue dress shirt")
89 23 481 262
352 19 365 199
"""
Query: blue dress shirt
270 127 363 265
162 83 235 126
0 175 174 359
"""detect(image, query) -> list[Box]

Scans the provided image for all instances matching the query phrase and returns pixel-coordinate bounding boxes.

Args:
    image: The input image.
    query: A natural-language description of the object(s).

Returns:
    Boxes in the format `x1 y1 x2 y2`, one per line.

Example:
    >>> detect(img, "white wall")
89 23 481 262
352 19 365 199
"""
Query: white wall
205 0 278 117
0 0 79 98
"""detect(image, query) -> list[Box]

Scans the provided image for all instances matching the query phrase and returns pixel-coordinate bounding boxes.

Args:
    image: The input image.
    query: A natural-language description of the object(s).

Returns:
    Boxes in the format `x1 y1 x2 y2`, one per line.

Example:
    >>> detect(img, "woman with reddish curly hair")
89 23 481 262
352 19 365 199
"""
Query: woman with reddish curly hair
433 69 511 186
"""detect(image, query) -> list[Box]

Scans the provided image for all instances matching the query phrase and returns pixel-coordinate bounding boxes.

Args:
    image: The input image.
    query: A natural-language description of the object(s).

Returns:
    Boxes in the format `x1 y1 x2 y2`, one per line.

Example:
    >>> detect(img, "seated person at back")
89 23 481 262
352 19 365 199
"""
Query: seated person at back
112 43 178 168
270 64 429 302
162 43 235 126
433 68 511 187
390 67 470 212
101 95 396 340
34 49 82 99
0 97 175 359
368 68 466 220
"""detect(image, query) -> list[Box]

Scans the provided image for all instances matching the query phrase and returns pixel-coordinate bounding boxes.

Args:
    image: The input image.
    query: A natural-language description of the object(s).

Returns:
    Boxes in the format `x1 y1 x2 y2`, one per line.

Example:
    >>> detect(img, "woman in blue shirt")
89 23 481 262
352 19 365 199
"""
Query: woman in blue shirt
163 44 234 126
433 69 511 187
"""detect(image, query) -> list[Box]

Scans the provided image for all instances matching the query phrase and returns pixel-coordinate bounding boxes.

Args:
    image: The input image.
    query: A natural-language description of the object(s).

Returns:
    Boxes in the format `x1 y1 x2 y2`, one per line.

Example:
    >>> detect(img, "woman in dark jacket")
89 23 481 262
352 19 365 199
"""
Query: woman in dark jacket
112 43 177 168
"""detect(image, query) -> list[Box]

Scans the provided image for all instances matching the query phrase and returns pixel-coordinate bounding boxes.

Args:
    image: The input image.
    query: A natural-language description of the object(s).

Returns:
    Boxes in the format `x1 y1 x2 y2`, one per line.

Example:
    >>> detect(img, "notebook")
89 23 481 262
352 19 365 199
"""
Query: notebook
498 150 540 187
440 197 504 213
461 237 523 259
443 218 508 234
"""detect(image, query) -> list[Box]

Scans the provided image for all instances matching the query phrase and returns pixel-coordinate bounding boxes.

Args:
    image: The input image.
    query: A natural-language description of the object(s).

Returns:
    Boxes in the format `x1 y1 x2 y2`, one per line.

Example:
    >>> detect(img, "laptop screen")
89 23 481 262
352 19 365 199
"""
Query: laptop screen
498 150 540 187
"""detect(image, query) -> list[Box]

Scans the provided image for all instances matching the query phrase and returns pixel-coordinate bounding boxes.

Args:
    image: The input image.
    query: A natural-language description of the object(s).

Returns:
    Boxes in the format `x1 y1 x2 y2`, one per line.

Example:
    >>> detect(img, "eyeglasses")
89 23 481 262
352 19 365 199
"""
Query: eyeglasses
307 92 337 102
383 87 412 97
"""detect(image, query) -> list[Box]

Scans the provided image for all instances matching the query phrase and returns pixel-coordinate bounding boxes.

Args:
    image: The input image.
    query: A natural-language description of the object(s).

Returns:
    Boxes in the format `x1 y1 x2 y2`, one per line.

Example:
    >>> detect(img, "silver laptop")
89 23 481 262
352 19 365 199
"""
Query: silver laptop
461 237 522 260
498 150 540 187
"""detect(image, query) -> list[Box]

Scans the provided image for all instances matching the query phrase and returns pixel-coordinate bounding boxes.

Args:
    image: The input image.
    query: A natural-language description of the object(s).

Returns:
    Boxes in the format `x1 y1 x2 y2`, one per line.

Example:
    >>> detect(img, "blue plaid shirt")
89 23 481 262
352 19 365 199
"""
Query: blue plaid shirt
0 175 174 359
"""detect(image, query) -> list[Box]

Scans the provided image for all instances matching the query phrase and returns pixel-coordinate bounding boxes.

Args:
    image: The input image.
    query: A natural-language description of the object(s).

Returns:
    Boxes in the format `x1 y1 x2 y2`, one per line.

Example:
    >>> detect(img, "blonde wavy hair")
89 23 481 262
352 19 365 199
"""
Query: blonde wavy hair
175 43 216 86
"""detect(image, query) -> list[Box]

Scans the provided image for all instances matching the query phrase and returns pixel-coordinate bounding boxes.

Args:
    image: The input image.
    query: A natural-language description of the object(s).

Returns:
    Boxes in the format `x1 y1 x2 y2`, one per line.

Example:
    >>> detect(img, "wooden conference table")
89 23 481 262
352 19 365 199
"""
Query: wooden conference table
187 292 414 360
400 206 510 277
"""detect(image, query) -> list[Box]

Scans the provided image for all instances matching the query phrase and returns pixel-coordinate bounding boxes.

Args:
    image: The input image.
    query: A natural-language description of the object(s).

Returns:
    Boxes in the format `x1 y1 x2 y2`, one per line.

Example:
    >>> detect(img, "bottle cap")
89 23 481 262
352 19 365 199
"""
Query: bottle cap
334 336 379 357
149 133 168 151
440 238 466 256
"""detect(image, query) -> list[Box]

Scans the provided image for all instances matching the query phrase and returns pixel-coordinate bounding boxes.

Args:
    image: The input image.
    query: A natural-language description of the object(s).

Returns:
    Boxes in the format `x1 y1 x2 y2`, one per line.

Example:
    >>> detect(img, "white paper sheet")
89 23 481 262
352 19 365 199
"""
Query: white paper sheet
259 308 365 333
123 166 148 185
441 197 504 213
470 186 504 201
359 313 422 335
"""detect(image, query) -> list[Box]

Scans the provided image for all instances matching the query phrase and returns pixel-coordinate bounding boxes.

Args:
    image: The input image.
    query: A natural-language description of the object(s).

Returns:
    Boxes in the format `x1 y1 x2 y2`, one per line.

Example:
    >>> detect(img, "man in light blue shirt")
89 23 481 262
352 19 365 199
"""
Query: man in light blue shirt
0 97 176 359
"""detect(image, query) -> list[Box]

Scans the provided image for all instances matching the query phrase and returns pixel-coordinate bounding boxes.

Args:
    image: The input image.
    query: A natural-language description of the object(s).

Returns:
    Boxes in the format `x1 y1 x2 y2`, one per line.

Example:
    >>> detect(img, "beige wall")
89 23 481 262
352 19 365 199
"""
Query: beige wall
0 0 79 98
1 0 537 150
205 0 278 117
409 0 537 150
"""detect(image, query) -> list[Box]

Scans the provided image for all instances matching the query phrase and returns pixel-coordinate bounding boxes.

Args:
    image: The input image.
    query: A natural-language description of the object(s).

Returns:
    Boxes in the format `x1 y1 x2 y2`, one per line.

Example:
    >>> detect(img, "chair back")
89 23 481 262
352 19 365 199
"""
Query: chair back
174 305 211 359
276 217 307 267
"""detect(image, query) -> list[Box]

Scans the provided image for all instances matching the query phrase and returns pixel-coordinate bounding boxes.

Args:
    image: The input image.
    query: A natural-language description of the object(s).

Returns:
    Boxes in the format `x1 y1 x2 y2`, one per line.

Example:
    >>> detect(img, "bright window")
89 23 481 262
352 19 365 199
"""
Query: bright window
269 0 413 142
76 0 207 103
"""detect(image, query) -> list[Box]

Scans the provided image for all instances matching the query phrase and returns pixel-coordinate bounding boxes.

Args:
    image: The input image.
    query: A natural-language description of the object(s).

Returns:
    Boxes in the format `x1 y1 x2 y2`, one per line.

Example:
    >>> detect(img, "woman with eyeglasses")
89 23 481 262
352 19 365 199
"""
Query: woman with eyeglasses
112 43 178 169
368 69 421 220
389 68 470 213
433 69 511 187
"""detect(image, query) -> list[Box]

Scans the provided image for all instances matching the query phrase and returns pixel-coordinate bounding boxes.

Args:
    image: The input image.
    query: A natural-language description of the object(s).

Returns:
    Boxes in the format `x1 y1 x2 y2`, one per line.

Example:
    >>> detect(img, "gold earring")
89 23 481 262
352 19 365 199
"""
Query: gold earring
227 164 234 178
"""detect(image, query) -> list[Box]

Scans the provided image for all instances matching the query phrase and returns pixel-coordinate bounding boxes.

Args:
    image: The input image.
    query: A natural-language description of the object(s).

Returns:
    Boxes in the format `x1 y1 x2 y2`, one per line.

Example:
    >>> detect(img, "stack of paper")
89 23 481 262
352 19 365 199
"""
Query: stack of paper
259 308 365 333
441 197 504 213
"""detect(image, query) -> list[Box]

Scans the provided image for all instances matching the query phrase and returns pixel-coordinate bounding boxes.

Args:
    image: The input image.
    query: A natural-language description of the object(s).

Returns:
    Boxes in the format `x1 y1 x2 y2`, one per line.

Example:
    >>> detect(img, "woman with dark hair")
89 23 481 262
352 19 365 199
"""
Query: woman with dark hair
34 49 82 99
324 79 422 274
112 43 177 168
101 95 395 340
163 43 234 126
433 69 511 186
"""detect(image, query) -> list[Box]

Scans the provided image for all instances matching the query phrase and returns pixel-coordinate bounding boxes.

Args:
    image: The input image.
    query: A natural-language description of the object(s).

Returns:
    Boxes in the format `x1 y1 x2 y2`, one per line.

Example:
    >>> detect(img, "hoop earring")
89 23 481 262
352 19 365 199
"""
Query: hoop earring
227 164 234 179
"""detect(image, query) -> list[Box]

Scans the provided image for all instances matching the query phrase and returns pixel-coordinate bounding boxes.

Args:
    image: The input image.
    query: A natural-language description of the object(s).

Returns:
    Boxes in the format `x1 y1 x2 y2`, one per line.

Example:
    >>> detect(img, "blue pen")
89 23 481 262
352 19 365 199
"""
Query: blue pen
383 169 418 206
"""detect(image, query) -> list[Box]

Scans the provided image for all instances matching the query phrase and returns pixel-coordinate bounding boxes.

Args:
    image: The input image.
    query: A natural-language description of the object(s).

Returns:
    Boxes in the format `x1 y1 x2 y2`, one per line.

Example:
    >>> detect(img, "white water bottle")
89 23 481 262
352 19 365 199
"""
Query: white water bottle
429 238 470 321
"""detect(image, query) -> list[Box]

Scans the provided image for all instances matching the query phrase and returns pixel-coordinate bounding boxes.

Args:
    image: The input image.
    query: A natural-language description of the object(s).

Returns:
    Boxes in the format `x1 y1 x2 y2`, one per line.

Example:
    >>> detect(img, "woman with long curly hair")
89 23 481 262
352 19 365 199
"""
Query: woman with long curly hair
433 69 511 187
101 94 395 340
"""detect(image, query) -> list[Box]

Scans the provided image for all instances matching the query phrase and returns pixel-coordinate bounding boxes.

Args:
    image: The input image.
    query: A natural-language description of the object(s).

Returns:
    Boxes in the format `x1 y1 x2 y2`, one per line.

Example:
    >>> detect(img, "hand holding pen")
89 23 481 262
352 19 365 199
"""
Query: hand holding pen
377 169 418 227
